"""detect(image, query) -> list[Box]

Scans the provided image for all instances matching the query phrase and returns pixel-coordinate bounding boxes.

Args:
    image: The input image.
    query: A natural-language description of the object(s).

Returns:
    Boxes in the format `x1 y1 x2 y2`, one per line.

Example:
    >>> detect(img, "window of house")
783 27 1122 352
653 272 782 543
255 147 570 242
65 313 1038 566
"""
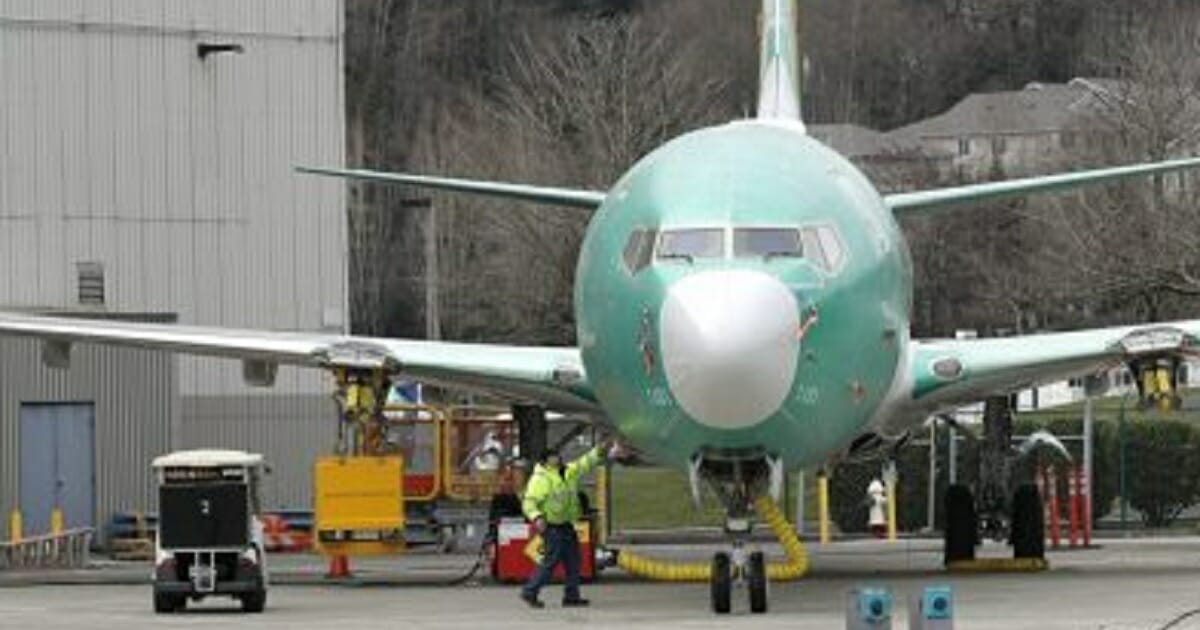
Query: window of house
958 137 971 156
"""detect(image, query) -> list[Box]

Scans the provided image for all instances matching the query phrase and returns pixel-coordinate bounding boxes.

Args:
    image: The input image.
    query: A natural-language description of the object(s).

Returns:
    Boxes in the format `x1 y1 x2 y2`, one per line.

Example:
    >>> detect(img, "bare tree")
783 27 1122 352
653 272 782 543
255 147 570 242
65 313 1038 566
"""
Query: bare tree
1035 6 1200 323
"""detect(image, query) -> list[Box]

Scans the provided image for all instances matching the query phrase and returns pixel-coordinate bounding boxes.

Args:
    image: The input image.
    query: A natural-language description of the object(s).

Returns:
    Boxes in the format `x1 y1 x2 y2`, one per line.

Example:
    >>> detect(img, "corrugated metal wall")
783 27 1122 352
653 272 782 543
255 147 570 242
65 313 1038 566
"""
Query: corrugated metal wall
0 336 176 540
0 0 347 395
181 393 339 510
0 0 348 514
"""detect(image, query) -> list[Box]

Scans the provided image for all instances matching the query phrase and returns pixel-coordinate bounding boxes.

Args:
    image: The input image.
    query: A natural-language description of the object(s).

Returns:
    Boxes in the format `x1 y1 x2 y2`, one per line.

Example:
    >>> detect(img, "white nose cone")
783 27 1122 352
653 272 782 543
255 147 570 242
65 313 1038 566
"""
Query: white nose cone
659 270 801 430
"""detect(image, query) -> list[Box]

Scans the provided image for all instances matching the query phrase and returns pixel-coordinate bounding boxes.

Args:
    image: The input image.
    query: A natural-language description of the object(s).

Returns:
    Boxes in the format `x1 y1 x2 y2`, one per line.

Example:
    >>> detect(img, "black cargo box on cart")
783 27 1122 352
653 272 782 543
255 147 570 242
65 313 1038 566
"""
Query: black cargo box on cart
159 482 249 549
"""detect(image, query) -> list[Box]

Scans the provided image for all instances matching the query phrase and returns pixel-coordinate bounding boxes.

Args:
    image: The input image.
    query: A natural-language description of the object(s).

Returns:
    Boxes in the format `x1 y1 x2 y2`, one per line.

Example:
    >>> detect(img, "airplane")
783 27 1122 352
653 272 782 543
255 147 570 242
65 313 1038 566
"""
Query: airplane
5 0 1200 615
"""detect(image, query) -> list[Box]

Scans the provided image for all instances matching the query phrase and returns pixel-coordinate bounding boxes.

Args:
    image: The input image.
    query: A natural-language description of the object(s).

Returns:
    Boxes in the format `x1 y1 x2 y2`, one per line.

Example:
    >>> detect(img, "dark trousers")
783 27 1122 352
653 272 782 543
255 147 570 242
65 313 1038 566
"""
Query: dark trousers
521 523 581 601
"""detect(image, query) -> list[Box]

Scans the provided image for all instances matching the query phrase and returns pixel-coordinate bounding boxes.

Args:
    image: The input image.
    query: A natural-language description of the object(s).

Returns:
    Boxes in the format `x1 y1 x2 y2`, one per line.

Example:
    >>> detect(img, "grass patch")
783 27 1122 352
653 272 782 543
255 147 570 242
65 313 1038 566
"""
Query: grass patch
608 466 810 531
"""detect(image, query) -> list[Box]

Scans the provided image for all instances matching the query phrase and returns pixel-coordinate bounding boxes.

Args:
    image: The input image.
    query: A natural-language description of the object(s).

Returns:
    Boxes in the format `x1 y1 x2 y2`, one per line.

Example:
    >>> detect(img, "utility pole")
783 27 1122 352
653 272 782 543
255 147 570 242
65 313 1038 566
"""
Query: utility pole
405 197 438 340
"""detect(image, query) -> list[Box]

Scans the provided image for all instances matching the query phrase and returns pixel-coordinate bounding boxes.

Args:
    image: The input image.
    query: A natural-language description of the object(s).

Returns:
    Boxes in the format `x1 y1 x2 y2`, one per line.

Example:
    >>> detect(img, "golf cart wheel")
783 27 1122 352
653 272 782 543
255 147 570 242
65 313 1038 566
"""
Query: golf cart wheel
241 588 267 613
710 552 732 614
153 590 183 614
943 483 977 565
1010 483 1045 559
747 551 768 614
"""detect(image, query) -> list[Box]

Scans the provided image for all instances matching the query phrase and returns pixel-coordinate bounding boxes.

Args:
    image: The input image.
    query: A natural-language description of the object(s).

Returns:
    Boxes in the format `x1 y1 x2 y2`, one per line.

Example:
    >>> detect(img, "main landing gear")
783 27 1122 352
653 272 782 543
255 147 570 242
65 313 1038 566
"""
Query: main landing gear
943 396 1048 567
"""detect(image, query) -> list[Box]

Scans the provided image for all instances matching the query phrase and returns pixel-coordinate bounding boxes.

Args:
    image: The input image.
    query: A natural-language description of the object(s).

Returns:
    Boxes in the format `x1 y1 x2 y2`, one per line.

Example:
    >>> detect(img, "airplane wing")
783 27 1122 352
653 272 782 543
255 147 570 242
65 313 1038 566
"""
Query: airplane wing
885 156 1200 216
902 320 1200 414
295 166 607 209
0 312 597 412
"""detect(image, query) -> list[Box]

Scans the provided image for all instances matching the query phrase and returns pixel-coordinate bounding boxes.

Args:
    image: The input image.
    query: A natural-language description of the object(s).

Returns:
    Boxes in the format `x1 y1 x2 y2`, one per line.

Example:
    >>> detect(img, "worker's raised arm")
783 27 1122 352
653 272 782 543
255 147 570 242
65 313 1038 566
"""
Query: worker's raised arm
564 446 602 484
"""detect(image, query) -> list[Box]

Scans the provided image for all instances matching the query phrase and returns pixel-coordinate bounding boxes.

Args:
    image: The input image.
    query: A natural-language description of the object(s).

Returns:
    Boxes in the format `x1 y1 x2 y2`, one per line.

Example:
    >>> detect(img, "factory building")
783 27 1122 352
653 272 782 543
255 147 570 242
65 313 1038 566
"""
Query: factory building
0 0 347 539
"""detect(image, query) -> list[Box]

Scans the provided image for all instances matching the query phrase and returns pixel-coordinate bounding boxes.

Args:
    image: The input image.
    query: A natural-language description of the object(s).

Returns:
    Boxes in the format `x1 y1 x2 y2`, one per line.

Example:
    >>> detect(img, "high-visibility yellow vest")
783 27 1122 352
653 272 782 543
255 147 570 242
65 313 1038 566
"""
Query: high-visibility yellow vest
522 447 600 525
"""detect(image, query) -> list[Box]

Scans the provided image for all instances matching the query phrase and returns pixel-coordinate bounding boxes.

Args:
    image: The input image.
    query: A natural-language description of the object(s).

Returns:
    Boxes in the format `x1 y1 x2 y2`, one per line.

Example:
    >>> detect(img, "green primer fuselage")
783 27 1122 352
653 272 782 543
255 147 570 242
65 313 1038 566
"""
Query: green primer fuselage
575 120 912 471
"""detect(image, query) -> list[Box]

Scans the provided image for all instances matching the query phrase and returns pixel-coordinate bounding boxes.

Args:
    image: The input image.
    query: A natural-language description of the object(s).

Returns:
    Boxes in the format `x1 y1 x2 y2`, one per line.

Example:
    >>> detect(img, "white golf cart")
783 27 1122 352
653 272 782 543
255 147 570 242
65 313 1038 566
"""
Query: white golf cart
151 450 269 613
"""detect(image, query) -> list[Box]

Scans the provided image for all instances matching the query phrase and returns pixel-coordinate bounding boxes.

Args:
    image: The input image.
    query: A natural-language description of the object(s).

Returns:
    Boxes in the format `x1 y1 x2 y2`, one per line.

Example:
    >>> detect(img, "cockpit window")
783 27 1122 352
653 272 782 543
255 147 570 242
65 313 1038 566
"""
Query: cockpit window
816 226 845 270
799 229 827 269
656 228 724 262
797 225 846 272
733 228 802 259
622 228 657 274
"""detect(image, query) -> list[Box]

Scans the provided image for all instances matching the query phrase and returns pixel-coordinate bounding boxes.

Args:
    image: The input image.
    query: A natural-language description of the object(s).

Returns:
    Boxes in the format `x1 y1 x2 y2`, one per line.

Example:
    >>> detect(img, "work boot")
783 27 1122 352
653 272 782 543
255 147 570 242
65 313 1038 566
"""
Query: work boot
562 598 590 608
520 592 545 609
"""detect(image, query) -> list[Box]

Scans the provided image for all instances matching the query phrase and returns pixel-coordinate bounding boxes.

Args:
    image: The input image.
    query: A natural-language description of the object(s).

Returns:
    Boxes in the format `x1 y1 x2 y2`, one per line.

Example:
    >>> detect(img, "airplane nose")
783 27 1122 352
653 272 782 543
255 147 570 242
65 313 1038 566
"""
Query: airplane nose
659 270 801 430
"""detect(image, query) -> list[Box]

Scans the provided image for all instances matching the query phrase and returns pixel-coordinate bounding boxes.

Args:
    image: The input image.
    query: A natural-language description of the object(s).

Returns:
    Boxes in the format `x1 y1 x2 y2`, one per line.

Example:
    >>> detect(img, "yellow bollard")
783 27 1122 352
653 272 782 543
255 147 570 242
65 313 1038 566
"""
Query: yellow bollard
8 509 21 543
885 477 898 542
817 472 830 544
595 464 608 547
50 507 64 535
1156 367 1174 412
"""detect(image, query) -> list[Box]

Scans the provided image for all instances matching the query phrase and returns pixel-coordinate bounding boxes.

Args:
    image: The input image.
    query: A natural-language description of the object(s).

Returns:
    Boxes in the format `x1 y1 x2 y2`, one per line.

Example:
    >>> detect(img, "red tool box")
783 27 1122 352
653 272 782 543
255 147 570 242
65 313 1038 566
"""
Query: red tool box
492 517 595 583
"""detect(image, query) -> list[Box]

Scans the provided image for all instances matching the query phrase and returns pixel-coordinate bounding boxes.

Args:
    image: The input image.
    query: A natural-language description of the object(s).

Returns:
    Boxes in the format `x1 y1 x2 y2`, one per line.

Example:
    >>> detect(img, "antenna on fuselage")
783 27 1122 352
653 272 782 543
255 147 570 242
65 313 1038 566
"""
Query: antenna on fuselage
757 0 805 129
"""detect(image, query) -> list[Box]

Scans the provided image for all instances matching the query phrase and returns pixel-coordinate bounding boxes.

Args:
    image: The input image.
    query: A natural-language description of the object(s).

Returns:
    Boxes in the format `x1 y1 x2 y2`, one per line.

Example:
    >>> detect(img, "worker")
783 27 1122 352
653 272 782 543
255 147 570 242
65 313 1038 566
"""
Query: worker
867 478 887 538
519 440 619 609
462 428 506 472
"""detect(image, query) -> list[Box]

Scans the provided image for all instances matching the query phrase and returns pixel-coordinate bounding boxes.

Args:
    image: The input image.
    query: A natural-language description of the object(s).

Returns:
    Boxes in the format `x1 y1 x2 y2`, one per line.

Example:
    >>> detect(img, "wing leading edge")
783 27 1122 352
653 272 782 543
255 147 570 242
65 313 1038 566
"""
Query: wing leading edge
901 320 1200 415
0 312 597 412
886 156 1200 216
295 166 607 209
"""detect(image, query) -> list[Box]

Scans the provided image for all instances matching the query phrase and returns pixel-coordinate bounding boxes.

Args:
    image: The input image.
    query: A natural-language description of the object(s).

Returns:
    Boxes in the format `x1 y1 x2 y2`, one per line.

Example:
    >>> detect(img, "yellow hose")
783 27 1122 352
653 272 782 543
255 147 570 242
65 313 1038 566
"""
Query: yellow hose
756 496 809 580
614 496 808 582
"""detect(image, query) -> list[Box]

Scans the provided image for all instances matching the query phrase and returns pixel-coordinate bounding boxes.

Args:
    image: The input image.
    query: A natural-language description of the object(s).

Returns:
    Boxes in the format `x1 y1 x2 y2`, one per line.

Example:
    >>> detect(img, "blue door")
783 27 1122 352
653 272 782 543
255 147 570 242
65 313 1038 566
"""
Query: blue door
19 404 96 534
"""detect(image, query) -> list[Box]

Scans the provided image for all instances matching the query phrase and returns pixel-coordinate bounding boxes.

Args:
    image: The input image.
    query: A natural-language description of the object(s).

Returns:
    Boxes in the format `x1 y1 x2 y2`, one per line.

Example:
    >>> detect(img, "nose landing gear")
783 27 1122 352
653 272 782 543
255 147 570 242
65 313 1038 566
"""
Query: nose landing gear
707 520 769 614
702 454 800 614
708 541 769 614
616 452 805 614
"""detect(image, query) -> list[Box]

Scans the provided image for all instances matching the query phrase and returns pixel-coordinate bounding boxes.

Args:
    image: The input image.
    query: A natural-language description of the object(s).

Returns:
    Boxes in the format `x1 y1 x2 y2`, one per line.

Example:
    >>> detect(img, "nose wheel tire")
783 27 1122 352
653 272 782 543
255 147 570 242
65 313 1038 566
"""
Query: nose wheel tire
710 552 732 614
747 551 768 614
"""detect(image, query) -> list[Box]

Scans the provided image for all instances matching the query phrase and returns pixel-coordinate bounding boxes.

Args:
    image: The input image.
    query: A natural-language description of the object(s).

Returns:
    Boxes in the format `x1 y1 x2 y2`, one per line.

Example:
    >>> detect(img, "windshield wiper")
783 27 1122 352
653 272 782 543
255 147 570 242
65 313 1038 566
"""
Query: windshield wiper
658 253 695 264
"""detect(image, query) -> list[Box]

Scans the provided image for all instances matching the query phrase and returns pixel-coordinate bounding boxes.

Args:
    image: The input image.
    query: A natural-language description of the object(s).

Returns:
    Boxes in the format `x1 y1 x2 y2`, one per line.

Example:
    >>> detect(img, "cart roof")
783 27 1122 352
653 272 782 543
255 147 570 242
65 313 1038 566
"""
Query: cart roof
152 449 264 468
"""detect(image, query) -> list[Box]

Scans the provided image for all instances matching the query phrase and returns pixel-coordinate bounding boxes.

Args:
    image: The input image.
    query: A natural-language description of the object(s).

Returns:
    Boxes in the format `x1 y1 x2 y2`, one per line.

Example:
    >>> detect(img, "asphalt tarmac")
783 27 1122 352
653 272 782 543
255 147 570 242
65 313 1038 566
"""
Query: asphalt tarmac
3 537 1200 629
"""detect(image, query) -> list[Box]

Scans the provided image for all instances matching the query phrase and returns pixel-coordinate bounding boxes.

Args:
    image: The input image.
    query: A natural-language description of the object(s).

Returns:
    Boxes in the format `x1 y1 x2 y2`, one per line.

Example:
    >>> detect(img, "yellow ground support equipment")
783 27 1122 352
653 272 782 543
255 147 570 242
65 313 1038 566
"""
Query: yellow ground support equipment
946 557 1048 573
313 455 405 556
615 496 808 582
380 404 445 502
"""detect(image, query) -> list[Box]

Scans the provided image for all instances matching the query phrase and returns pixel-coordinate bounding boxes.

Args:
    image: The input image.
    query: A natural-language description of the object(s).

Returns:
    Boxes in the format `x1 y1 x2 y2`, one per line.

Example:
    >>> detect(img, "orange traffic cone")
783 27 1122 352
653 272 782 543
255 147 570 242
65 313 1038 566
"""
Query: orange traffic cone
327 555 351 579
